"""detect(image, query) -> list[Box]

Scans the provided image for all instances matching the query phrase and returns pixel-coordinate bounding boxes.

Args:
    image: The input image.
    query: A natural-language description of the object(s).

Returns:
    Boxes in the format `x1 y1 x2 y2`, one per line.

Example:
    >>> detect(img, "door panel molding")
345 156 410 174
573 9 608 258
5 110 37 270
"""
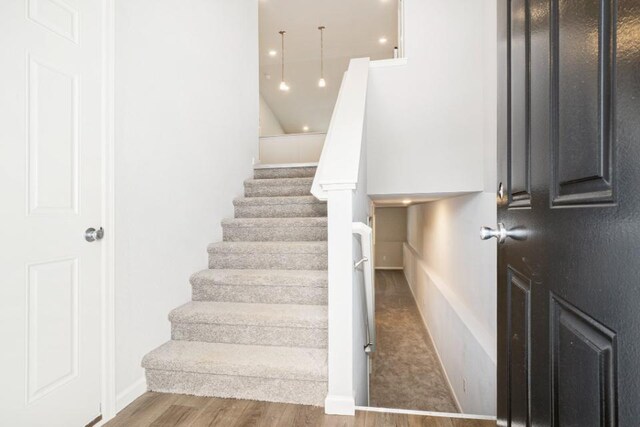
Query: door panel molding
507 0 532 209
26 257 79 403
27 55 79 215
27 0 80 44
550 294 617 426
550 0 616 207
506 267 531 426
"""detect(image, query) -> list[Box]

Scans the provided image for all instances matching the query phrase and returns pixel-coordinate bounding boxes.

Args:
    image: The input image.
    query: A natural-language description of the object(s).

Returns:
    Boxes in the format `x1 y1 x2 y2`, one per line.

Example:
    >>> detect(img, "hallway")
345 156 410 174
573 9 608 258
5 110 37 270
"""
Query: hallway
370 270 458 412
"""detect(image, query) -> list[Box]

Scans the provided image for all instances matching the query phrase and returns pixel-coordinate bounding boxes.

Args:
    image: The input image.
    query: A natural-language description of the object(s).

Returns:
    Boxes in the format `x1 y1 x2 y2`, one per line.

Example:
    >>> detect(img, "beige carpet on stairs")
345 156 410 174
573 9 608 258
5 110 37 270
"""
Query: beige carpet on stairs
141 165 329 406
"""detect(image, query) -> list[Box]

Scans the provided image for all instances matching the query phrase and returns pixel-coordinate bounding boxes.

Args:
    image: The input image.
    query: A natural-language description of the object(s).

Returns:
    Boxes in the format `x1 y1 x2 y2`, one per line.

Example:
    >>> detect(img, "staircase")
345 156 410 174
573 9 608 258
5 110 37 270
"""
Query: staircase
141 165 329 406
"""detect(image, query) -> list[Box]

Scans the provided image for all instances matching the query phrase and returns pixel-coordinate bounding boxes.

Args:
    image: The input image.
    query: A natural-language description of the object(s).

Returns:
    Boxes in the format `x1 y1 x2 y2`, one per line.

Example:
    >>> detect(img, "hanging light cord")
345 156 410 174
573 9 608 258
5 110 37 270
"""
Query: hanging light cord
319 26 325 78
279 30 286 82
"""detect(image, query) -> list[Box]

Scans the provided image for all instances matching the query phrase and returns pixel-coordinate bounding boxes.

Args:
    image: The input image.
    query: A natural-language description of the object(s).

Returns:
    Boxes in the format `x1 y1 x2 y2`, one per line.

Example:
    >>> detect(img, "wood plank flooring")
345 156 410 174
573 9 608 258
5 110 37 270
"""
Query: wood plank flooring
105 392 496 427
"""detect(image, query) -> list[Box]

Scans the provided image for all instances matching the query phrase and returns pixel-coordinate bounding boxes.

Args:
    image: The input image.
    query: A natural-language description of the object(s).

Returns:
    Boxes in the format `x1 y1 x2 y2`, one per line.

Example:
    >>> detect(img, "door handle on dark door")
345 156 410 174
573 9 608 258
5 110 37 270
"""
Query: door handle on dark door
480 223 525 244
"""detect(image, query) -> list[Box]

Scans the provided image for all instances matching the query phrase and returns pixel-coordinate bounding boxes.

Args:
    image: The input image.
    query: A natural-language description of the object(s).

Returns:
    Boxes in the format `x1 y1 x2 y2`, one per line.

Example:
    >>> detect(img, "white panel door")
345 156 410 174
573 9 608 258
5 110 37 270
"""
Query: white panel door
0 0 106 425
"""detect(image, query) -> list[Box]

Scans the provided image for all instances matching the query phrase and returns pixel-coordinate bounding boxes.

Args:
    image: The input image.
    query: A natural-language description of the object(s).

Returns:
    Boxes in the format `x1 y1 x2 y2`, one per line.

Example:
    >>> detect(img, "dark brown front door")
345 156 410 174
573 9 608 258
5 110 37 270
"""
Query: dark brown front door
497 0 640 425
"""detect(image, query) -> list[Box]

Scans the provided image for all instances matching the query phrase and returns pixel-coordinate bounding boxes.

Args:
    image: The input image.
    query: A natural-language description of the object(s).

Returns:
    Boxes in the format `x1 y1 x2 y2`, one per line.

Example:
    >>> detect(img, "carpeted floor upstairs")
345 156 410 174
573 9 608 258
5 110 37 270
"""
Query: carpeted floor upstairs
141 165 329 406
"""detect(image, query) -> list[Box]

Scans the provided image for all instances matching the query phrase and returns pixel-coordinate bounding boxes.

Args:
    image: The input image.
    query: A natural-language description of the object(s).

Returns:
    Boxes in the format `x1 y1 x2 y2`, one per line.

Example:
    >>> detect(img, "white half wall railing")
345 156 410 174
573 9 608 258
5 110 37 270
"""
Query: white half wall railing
311 57 371 416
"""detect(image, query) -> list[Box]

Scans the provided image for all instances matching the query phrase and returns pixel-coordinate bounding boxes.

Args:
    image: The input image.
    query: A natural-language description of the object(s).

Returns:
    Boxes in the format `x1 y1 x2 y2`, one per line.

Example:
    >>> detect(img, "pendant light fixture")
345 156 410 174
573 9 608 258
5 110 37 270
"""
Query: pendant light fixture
278 30 289 91
318 26 326 88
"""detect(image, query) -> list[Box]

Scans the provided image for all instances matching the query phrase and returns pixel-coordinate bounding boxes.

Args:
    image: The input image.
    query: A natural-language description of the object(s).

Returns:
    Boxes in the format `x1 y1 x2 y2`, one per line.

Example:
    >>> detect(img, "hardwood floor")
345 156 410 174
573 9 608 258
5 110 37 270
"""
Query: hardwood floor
106 392 496 427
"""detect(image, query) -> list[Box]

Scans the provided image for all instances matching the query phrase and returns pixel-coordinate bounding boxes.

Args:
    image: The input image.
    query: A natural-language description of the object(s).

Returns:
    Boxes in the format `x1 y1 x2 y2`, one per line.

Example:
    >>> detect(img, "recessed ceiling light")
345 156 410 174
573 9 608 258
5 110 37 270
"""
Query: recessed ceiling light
268 50 277 56
303 126 309 132
379 37 388 44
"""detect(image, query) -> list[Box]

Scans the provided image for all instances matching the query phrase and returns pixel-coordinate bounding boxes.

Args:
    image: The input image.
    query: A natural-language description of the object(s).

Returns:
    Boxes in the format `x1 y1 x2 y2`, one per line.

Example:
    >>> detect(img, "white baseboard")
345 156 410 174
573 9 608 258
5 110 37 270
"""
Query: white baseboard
115 377 147 413
374 266 403 270
355 405 496 421
324 394 356 415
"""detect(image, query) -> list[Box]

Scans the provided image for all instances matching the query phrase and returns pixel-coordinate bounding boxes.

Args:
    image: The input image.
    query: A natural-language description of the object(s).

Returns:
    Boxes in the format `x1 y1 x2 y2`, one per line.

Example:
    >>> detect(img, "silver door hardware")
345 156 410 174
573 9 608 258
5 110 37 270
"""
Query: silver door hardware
480 223 527 244
498 182 504 199
85 227 104 242
480 223 509 244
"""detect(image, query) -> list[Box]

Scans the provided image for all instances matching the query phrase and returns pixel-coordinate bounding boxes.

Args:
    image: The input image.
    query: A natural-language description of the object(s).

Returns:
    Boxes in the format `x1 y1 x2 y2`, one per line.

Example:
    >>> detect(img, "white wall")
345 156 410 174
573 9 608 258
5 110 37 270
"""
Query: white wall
259 94 284 136
366 0 488 196
363 0 498 415
114 0 258 410
404 193 496 416
374 207 407 269
259 133 325 164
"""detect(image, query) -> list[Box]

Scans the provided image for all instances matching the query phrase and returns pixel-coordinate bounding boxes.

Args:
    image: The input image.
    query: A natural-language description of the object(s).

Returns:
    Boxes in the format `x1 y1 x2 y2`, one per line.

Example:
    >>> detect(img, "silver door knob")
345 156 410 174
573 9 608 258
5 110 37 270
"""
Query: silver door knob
85 227 104 242
480 223 509 244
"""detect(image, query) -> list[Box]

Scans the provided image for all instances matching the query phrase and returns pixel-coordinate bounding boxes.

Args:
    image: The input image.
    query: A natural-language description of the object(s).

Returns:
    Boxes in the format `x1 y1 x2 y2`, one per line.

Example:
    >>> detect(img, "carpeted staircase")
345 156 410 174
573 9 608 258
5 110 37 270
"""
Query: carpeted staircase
141 165 329 406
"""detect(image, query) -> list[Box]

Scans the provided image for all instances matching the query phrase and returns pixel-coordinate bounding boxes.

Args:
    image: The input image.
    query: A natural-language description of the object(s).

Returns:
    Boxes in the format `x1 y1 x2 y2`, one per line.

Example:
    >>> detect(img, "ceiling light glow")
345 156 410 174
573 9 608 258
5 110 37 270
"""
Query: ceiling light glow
303 126 310 132
379 37 388 44
268 50 277 56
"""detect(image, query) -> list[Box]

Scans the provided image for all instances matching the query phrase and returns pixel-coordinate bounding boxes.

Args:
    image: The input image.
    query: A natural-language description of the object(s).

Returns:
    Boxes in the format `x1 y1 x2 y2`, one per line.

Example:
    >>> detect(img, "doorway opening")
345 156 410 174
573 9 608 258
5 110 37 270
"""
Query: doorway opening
371 206 458 412
367 196 497 420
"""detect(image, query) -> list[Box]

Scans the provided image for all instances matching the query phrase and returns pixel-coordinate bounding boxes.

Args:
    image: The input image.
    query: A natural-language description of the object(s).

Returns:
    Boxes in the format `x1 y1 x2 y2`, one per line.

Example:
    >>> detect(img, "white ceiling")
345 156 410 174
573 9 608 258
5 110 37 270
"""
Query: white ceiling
259 0 398 134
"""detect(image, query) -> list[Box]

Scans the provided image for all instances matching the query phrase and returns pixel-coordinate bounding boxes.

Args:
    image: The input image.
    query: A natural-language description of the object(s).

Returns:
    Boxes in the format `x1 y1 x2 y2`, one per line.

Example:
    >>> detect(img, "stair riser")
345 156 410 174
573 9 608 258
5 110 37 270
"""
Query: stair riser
234 204 327 218
146 369 326 406
171 323 327 348
192 285 327 305
209 253 327 270
223 226 327 242
244 185 312 197
254 167 316 179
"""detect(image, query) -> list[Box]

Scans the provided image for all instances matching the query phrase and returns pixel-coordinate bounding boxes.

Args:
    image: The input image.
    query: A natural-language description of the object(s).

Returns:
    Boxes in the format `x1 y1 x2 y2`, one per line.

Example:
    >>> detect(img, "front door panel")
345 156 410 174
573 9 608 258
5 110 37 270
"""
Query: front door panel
551 0 616 206
497 0 640 426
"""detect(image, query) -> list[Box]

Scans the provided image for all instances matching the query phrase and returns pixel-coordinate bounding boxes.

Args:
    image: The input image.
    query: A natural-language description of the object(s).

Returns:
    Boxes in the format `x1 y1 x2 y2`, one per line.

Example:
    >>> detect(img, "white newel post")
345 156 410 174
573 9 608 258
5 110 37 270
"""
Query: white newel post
310 57 370 416
324 187 356 415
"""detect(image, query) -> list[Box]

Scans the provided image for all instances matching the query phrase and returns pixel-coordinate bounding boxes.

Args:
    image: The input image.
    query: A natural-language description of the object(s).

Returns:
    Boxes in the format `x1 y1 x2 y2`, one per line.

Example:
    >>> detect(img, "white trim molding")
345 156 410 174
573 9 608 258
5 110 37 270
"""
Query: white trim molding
325 393 356 416
355 405 497 421
114 377 147 413
99 0 117 422
369 58 408 68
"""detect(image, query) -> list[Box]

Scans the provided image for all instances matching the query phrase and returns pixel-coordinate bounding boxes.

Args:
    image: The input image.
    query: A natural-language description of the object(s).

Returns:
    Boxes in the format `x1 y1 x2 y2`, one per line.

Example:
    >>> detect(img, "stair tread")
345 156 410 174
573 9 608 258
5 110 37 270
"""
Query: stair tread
233 196 324 206
142 340 327 381
169 301 327 328
207 241 327 254
221 217 327 227
253 165 317 180
191 269 327 288
253 163 318 169
244 177 314 186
